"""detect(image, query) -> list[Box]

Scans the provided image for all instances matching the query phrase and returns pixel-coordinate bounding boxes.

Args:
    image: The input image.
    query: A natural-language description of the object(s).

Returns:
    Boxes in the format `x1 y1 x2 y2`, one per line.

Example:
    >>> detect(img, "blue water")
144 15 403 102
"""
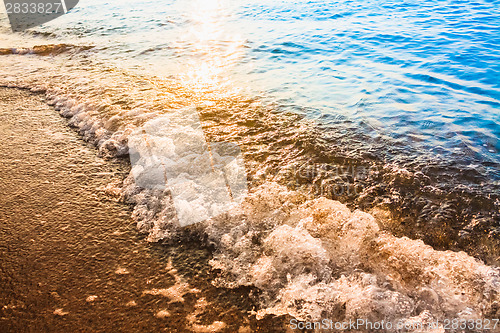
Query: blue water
2 0 500 174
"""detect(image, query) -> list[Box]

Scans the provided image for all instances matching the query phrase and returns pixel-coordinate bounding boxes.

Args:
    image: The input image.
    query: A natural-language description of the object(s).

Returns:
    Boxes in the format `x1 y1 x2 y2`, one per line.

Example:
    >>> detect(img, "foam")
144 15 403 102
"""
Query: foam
187 298 227 333
142 259 200 304
201 183 499 329
128 110 247 227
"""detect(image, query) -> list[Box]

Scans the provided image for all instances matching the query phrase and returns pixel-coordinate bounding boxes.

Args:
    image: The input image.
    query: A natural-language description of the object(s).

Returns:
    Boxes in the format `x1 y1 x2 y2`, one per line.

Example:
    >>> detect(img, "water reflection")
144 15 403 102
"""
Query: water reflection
175 0 245 94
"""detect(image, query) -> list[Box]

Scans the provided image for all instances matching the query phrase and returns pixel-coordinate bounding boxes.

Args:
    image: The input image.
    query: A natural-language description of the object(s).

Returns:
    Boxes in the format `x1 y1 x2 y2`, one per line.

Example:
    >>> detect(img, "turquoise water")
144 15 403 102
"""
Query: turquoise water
14 0 499 174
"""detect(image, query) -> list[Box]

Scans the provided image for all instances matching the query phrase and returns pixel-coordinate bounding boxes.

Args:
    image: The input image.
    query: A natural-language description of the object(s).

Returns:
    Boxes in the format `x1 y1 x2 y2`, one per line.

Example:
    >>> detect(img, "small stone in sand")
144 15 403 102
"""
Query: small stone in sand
126 300 137 307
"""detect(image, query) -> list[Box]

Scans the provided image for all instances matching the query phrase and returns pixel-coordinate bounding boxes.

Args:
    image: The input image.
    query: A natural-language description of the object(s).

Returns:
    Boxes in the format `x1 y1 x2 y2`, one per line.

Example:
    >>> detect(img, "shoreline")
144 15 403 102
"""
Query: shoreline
1 48 498 264
1 83 499 330
1 0 499 327
0 87 284 332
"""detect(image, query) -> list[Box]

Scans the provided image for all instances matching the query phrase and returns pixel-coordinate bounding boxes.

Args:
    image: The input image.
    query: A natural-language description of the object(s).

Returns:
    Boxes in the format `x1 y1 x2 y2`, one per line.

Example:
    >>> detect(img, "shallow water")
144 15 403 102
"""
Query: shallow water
2 0 499 170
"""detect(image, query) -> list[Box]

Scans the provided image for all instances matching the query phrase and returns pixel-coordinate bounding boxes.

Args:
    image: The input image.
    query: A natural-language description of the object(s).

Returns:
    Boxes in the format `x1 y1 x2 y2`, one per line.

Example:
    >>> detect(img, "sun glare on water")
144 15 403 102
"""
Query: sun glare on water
177 0 245 95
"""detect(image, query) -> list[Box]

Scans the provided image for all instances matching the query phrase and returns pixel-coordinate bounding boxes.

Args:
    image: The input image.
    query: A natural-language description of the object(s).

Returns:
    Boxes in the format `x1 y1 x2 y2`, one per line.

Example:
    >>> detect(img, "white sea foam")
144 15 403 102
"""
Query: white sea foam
196 183 500 328
128 109 247 227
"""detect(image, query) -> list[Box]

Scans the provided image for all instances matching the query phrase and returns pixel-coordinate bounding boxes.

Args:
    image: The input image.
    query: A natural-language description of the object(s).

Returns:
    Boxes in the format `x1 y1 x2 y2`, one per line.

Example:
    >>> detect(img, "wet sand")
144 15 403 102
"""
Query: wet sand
0 87 286 333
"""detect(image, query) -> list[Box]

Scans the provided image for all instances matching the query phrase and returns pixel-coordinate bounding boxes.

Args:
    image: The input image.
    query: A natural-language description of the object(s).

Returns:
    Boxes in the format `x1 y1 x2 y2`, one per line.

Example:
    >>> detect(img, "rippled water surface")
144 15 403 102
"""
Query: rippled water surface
4 0 498 171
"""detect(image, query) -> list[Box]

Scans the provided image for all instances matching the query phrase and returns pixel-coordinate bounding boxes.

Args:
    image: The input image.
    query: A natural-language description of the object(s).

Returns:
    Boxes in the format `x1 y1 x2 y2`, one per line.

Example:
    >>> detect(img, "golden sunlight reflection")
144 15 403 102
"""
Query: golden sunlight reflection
177 0 245 95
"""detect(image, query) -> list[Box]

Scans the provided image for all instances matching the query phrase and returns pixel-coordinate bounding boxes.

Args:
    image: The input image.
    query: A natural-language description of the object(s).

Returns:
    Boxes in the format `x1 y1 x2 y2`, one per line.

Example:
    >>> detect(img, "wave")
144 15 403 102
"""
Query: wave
0 43 93 56
1 48 499 330
202 183 499 323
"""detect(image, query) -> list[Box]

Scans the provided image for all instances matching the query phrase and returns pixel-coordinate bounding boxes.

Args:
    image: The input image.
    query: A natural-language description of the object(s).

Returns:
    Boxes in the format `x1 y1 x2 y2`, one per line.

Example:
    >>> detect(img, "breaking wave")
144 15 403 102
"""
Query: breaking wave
203 183 499 321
